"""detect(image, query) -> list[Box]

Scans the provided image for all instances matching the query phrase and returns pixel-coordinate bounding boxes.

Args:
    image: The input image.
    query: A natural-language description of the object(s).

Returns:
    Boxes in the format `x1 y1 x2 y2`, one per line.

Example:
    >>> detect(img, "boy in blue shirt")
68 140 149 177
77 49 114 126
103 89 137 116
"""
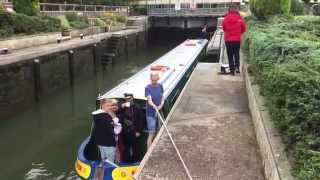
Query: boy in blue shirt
145 72 164 148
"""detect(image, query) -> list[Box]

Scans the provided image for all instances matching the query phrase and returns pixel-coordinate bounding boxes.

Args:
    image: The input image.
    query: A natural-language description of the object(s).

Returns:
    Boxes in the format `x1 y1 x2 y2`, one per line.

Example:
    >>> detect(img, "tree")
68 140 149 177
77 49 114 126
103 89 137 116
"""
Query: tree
13 0 40 16
250 0 281 19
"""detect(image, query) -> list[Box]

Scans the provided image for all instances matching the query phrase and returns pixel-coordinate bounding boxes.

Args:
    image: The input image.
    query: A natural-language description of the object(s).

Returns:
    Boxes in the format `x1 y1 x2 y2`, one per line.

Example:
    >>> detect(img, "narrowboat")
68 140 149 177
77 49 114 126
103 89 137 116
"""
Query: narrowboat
75 39 208 180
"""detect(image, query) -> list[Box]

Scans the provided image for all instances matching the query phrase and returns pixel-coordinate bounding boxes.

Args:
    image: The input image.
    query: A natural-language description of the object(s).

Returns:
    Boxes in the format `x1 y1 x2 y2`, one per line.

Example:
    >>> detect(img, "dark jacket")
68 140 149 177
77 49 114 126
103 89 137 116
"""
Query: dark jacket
222 10 246 42
119 103 143 135
91 110 116 147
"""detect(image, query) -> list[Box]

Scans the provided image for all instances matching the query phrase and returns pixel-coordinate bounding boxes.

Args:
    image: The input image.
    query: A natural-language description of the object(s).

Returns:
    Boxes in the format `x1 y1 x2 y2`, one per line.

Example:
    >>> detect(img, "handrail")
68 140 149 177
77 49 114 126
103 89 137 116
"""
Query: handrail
39 3 128 12
148 8 228 16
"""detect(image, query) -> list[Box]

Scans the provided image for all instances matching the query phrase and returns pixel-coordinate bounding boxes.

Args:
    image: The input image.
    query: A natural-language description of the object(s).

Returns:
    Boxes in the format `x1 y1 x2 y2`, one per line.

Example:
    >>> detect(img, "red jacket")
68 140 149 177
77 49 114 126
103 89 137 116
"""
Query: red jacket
222 10 246 42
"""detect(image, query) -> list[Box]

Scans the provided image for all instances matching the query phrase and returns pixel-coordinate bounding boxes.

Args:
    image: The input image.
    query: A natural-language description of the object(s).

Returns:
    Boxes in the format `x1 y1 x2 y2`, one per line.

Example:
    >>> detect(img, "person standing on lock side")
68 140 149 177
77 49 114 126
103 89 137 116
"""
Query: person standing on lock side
222 4 246 75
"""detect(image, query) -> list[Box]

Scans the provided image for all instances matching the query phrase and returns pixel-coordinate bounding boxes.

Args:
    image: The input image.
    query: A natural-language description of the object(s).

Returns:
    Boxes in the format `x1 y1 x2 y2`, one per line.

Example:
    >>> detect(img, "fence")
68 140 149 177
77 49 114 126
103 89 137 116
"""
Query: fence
148 8 228 16
40 3 129 17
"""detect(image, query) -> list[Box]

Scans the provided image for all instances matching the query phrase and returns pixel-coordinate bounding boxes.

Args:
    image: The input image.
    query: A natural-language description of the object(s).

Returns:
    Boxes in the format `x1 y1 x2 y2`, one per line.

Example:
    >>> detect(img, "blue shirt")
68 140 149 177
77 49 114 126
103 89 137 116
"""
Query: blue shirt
145 83 164 117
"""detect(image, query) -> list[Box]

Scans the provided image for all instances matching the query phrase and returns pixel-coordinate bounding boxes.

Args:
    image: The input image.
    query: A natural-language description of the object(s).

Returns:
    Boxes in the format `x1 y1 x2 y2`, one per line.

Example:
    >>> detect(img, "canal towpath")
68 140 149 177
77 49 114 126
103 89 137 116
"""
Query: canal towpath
0 28 142 66
136 63 265 180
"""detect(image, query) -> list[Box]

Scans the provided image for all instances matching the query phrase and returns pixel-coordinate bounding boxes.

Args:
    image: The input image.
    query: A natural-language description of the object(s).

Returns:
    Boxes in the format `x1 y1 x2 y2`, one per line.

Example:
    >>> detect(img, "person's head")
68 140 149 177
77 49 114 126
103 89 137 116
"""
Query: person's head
150 72 160 85
229 4 239 12
101 98 118 112
124 93 134 103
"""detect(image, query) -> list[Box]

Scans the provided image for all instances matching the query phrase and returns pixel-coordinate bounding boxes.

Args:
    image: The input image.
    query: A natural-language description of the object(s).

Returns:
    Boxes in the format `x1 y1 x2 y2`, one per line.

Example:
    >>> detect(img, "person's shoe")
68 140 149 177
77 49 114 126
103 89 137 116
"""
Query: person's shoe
230 71 235 76
236 69 240 74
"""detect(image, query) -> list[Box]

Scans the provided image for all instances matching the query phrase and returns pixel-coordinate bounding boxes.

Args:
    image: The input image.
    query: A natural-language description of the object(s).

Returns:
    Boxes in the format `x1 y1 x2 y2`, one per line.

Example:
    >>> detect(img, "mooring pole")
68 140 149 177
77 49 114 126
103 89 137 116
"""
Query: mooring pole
33 59 41 102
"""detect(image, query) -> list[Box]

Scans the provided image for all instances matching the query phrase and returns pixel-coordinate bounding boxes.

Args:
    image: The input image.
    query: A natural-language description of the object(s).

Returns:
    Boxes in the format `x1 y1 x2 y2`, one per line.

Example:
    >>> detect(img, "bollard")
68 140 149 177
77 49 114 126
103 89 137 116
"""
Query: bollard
33 59 41 101
92 44 97 75
125 36 128 56
68 50 74 86
136 33 139 49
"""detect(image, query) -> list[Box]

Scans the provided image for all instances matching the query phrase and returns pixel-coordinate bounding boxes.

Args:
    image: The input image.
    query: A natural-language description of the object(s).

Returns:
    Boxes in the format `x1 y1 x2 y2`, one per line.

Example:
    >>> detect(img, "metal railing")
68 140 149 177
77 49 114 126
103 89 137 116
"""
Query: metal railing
40 3 129 17
148 8 228 16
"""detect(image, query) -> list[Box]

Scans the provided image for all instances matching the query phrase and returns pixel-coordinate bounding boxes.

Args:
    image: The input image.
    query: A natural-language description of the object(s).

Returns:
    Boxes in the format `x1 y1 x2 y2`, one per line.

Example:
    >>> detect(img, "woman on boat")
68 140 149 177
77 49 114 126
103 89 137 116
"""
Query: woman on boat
91 98 122 180
145 72 164 148
119 93 143 162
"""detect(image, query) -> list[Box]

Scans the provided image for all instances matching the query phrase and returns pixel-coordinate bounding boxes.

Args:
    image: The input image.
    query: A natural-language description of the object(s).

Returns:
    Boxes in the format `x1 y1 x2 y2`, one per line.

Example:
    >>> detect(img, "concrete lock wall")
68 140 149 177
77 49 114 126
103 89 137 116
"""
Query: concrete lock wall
243 62 294 180
0 27 109 51
0 31 146 119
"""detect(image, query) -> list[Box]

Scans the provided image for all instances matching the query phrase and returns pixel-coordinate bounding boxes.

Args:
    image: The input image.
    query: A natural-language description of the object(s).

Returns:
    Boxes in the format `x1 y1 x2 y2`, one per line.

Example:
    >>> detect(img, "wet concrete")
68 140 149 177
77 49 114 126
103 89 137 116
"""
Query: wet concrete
138 63 265 180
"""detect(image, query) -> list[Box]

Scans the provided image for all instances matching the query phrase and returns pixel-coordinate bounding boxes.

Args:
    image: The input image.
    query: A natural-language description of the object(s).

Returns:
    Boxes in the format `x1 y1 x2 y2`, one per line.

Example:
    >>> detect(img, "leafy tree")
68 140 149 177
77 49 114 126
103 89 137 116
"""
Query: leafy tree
250 0 281 19
13 0 40 16
281 0 291 15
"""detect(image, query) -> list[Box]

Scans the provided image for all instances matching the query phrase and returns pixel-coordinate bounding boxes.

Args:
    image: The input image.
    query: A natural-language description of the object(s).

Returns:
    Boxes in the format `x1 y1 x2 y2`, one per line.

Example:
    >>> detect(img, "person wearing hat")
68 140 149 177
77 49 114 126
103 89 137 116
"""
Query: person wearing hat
119 93 143 162
222 4 246 75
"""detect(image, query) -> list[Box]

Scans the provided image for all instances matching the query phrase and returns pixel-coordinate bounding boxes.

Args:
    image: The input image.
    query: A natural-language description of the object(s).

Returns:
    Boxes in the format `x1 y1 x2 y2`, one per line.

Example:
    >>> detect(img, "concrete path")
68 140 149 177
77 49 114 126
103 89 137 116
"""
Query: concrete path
0 28 141 66
138 63 265 180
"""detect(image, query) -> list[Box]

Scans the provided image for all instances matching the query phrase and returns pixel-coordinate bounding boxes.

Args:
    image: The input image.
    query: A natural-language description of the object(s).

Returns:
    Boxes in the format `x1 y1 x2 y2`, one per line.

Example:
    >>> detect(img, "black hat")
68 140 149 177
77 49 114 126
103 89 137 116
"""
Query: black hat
124 93 134 98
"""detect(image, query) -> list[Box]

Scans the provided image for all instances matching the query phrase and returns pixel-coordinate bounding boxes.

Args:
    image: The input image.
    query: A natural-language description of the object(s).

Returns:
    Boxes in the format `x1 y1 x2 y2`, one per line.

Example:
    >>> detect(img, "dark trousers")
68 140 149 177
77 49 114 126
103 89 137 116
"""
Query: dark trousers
225 41 240 72
122 132 139 162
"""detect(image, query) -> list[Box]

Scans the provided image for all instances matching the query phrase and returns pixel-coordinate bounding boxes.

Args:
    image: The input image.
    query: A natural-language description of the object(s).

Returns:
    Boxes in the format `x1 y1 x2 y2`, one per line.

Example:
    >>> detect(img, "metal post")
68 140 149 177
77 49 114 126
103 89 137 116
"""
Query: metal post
92 44 97 75
68 50 74 86
33 59 41 102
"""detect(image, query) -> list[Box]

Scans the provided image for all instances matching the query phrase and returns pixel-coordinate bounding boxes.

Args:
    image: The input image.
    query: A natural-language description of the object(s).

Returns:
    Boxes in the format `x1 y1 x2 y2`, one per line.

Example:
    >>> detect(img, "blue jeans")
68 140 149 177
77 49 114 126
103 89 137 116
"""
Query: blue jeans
98 145 116 164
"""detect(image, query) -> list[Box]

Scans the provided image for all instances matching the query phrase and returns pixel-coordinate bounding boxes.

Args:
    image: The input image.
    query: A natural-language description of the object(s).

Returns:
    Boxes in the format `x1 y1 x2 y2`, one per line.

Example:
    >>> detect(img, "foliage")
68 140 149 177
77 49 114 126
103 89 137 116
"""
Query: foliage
0 11 61 38
56 15 71 30
64 12 89 29
0 3 5 11
243 15 320 180
249 0 281 19
12 0 40 16
99 12 127 24
131 5 147 15
290 0 304 15
249 0 305 19
281 0 292 15
91 18 107 26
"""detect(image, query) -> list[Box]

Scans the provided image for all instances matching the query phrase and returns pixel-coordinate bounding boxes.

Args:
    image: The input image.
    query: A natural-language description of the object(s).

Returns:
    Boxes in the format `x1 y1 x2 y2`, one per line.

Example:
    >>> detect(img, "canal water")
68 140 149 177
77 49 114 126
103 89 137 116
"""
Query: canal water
0 41 178 180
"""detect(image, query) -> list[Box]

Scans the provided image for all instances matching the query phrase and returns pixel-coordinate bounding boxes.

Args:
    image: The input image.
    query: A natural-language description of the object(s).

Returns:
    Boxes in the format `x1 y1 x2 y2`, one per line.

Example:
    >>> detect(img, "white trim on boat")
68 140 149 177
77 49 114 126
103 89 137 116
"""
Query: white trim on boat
98 39 208 101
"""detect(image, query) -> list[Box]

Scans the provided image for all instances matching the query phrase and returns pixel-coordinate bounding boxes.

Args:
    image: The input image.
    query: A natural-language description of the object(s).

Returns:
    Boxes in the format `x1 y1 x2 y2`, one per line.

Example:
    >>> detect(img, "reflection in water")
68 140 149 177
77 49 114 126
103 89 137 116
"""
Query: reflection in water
0 43 175 180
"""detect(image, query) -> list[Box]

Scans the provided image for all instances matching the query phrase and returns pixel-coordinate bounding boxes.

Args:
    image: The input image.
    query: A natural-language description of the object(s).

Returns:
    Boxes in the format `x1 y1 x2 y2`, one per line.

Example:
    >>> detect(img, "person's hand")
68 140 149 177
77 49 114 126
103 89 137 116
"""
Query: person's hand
135 132 140 137
113 117 119 124
152 105 158 111
157 105 162 110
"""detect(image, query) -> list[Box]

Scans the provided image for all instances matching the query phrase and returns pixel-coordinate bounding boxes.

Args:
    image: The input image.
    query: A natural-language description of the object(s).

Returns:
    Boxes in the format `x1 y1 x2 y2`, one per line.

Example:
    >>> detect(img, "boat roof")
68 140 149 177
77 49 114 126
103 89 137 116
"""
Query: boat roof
99 39 208 101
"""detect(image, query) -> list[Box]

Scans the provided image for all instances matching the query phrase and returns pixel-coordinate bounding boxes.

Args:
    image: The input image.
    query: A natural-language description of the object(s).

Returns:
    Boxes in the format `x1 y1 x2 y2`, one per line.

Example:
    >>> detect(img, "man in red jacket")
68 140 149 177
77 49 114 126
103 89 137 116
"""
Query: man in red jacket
222 5 246 75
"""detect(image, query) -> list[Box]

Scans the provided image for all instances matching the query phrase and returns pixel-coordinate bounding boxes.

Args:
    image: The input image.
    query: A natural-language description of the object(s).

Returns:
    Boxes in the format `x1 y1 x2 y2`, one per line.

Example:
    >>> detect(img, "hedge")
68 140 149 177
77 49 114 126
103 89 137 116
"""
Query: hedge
0 11 61 38
243 16 320 180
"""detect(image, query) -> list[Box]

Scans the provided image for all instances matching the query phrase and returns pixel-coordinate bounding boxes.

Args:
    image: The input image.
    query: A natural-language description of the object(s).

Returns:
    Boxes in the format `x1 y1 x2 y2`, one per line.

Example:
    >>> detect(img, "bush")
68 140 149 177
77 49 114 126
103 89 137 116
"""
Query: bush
65 12 79 22
244 15 320 180
115 15 127 23
69 21 89 29
57 15 71 30
12 0 39 16
131 5 147 15
0 3 5 11
92 18 107 27
0 11 61 38
250 0 281 19
291 0 304 15
64 12 89 29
